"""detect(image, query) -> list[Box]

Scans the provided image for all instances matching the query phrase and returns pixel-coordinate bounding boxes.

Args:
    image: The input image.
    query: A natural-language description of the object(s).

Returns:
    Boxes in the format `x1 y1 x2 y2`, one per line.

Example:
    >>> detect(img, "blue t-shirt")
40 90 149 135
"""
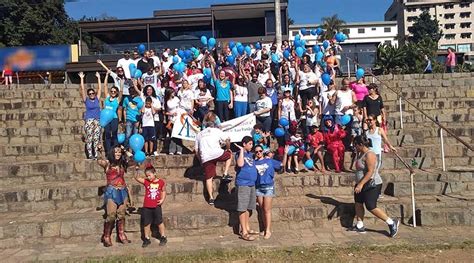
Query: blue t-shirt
84 97 100 120
255 158 281 186
104 96 119 119
235 151 258 187
215 80 232 102
122 96 144 122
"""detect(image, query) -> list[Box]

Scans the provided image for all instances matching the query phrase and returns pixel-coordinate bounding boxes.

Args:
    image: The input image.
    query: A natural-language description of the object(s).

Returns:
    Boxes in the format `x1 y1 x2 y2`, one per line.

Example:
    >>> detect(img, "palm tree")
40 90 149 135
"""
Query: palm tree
321 14 346 40
374 44 406 74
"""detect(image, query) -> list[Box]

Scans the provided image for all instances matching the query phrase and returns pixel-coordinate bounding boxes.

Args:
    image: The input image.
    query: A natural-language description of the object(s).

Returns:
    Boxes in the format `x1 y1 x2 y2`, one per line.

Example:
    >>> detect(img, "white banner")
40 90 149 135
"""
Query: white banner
220 114 256 142
171 110 201 141
172 112 256 142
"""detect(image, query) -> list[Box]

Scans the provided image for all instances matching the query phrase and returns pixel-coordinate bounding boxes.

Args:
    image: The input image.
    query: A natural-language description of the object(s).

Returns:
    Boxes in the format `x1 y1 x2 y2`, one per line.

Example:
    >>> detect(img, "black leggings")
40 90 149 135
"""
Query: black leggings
354 184 382 211
215 101 230 122
299 87 315 107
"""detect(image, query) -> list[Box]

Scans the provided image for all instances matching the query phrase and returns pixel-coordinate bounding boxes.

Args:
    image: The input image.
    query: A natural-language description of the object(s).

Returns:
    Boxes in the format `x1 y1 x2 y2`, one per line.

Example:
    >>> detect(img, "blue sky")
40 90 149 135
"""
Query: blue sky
65 0 393 24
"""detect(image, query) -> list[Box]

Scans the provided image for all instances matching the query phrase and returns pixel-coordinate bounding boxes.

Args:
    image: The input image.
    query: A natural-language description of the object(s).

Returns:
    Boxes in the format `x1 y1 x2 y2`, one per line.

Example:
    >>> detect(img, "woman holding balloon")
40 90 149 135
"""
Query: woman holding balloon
103 71 123 154
79 71 102 159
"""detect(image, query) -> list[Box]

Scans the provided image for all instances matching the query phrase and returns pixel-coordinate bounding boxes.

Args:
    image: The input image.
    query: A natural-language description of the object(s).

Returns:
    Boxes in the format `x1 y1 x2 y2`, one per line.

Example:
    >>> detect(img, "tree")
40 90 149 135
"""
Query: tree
408 11 443 44
374 44 406 74
321 14 345 40
0 0 78 47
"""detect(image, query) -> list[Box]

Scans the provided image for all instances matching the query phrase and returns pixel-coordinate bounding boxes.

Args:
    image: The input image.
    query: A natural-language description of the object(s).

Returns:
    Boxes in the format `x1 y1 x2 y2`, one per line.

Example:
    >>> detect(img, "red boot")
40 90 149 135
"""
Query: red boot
117 218 131 244
101 221 113 247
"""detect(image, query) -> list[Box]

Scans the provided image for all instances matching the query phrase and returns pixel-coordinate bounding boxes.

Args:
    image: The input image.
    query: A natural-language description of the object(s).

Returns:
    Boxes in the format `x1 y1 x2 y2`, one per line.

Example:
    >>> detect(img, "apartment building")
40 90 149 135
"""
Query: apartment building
385 0 473 59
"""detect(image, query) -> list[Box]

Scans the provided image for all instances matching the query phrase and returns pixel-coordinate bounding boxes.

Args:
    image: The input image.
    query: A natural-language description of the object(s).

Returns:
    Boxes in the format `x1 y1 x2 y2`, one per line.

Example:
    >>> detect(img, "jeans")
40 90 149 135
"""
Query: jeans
234 101 248 118
169 138 183 154
104 118 119 154
248 103 257 113
195 106 209 122
257 116 272 133
215 101 230 122
125 120 138 148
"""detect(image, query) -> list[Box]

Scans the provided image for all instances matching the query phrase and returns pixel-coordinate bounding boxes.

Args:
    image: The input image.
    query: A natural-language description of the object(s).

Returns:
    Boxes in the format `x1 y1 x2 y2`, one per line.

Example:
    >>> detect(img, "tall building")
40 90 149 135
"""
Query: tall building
385 0 473 60
289 21 398 72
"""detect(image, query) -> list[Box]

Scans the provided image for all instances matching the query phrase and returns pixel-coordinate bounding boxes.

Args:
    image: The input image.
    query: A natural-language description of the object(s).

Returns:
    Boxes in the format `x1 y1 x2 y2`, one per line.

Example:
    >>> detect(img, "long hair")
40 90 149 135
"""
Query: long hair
354 135 373 148
107 146 128 172
143 85 157 98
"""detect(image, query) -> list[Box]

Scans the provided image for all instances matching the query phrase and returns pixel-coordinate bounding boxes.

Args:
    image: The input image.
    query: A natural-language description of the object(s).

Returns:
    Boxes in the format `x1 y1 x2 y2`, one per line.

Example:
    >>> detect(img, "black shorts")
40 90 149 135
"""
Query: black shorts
142 127 156 141
141 206 163 225
354 184 382 211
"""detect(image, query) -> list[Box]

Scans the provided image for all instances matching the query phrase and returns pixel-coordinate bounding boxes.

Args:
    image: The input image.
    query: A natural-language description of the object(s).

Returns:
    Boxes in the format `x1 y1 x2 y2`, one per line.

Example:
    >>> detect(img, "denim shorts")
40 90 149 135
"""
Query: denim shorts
256 185 275 197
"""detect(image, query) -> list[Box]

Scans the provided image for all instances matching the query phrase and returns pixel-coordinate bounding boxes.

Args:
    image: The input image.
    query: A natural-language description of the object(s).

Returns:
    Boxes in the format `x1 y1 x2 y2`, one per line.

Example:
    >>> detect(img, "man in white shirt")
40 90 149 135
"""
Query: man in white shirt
149 49 161 68
195 113 232 205
161 53 172 74
116 50 133 79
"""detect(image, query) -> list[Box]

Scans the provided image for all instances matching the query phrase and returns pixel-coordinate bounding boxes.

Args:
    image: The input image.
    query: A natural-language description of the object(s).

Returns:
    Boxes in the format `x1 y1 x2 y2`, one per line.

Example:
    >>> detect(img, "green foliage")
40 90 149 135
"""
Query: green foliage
374 44 406 74
408 11 443 44
0 0 78 47
321 14 345 40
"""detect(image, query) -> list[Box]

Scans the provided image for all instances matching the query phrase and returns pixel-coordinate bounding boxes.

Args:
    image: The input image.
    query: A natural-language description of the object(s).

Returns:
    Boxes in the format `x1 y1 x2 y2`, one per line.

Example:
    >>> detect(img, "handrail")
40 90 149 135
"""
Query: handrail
346 57 473 152
394 151 417 227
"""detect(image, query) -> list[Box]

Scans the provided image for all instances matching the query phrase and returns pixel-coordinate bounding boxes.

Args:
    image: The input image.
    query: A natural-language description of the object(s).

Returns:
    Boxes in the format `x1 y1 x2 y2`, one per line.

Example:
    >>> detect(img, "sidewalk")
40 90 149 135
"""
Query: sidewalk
2 222 473 262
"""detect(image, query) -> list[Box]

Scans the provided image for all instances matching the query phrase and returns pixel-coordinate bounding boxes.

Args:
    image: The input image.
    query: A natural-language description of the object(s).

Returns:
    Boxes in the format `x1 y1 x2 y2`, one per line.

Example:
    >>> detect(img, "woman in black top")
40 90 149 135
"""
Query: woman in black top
362 83 386 126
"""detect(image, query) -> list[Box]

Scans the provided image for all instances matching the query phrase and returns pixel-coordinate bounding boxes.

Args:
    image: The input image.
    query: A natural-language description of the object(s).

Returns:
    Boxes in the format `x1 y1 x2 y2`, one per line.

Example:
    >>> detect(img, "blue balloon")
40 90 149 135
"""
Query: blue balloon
316 28 323 35
342 34 348 41
271 53 279 64
335 32 346 42
117 133 125 144
304 159 314 169
236 42 242 47
283 49 290 59
237 45 245 55
208 38 216 48
311 29 317 36
356 68 365 80
229 41 235 49
129 134 145 152
232 46 239 56
172 56 179 64
279 117 289 127
133 151 146 163
227 55 235 65
178 50 185 59
323 40 330 49
134 69 142 79
201 36 208 45
128 63 137 78
301 28 307 35
316 51 324 62
274 128 285 137
312 45 319 53
321 73 331 86
295 34 301 40
287 146 296 155
203 67 212 78
296 46 305 58
138 44 146 55
184 50 193 59
294 39 301 47
178 62 186 73
340 115 352 126
245 45 252 56
99 109 114 127
255 42 261 50
300 39 306 47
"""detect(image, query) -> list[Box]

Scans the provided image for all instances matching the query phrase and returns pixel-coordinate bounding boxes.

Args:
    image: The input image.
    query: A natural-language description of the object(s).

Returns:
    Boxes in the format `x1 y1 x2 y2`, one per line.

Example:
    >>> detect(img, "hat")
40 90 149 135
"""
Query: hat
163 52 169 58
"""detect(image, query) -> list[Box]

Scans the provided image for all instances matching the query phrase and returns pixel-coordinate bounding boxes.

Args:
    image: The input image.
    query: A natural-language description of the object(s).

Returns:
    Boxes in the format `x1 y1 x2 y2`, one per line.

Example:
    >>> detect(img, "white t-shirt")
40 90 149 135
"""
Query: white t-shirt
141 95 162 122
280 98 296 121
257 70 275 86
109 72 130 95
162 60 172 73
255 97 273 117
195 127 229 163
194 89 213 107
141 72 160 94
142 107 155 127
336 89 354 115
234 84 248 102
166 96 180 122
298 71 318 91
185 73 204 90
320 90 336 116
150 55 160 68
116 58 133 79
178 89 195 111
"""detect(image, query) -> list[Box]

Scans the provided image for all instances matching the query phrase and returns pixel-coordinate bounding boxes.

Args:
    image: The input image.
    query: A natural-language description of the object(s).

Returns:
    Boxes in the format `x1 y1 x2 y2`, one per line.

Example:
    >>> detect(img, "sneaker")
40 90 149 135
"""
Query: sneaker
153 151 159 156
208 199 215 206
350 225 366 234
176 152 182 155
222 174 233 182
285 168 292 174
389 219 400 238
159 236 167 246
142 238 151 248
168 152 174 155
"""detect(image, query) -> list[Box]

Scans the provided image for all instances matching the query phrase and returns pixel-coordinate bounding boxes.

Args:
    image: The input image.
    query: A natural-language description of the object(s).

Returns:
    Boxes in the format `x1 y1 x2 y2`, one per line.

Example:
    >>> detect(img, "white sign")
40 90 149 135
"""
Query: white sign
220 114 256 142
171 110 201 141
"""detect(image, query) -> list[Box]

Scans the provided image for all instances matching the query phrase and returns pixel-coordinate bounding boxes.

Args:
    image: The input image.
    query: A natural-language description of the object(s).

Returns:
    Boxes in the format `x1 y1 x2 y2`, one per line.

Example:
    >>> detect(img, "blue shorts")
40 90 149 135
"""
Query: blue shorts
142 126 156 141
256 185 275 197
104 185 128 206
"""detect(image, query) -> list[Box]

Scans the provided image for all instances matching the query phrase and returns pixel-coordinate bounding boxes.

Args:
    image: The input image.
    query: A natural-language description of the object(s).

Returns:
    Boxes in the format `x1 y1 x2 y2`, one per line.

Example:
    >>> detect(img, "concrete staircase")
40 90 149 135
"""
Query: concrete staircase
0 74 473 249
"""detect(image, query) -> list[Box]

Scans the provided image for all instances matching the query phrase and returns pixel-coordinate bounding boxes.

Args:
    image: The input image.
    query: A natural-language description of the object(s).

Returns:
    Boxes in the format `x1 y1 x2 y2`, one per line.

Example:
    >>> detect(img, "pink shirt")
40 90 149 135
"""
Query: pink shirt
446 52 456 66
350 82 369 101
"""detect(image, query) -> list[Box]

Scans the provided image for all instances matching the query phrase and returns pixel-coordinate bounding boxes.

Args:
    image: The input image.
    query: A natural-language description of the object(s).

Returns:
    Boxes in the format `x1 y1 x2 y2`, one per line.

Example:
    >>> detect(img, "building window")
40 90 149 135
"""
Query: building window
292 30 299 36
371 27 376 31
444 13 455 19
445 34 456 40
460 3 470 8
443 4 454 9
461 23 471 28
444 23 455 29
460 12 471 18
358 28 365 34
441 44 456 50
384 40 392 45
461 33 472 39
420 7 430 12
457 44 472 53
384 27 391 33
407 16 417 22
407 7 417 12
407 26 414 32
342 29 350 35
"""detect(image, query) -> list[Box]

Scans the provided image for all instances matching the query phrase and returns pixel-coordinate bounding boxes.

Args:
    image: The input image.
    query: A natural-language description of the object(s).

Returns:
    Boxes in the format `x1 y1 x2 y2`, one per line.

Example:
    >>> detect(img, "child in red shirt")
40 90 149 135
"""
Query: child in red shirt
134 163 167 247
305 125 326 173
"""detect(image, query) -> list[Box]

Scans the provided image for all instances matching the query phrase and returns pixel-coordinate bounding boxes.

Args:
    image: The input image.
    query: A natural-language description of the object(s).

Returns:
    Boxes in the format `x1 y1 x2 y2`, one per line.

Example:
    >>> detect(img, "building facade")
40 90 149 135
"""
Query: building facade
289 21 398 73
385 0 473 59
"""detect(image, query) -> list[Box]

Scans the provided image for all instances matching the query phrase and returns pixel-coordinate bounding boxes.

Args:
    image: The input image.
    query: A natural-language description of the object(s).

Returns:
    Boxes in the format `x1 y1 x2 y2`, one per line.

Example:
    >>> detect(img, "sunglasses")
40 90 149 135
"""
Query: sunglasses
366 119 374 122
88 92 95 95
255 150 263 153
110 90 117 93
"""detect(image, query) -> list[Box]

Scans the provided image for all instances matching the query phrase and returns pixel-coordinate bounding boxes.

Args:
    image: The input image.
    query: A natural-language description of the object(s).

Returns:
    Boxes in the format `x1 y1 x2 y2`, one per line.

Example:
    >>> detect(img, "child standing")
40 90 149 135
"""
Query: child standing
286 131 304 174
305 125 326 173
134 164 167 247
141 97 157 156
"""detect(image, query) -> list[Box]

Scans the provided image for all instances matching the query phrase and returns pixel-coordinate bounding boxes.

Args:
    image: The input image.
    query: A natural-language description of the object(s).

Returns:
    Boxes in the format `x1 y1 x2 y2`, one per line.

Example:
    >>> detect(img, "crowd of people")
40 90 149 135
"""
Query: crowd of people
84 37 401 247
